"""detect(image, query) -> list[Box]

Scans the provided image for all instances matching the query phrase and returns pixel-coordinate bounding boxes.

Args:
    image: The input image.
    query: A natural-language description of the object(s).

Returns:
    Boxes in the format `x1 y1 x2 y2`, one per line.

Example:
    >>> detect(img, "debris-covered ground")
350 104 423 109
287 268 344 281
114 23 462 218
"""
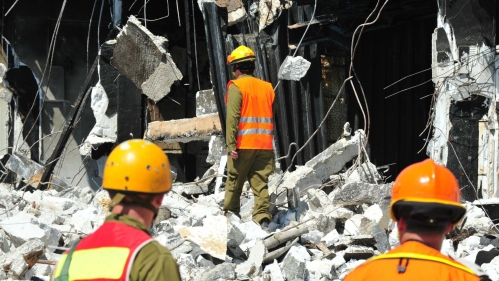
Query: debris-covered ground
2 129 499 281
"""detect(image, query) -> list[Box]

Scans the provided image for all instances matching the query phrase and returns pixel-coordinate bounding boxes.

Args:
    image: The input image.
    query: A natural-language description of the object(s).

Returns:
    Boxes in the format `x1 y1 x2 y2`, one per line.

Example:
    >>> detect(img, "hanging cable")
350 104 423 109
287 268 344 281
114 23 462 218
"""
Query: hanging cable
87 0 98 74
191 0 200 90
97 0 105 48
144 0 147 27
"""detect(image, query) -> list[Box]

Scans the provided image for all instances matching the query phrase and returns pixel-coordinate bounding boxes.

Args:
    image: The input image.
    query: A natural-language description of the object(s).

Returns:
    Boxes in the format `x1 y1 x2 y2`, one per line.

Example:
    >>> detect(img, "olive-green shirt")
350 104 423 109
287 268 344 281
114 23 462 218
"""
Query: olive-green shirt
105 214 181 281
226 75 247 152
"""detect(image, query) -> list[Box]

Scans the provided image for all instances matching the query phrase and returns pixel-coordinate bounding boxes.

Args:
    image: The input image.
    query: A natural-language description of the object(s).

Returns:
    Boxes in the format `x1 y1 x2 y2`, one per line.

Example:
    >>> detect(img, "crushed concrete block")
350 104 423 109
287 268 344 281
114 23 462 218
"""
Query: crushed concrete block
199 263 236 281
363 204 383 223
177 254 197 279
348 162 383 183
196 90 218 117
188 204 222 224
38 210 64 225
344 245 374 261
196 255 215 269
350 235 376 247
171 242 193 260
112 16 182 101
322 229 341 247
0 239 44 279
206 135 224 165
307 189 332 211
235 262 256 277
172 182 209 195
69 207 102 235
146 113 222 144
161 191 192 218
228 224 245 244
305 130 364 180
237 221 269 243
324 206 354 221
301 230 324 245
40 196 75 213
227 3 246 25
315 214 336 234
278 56 311 81
333 182 392 206
155 229 184 250
247 240 266 269
271 166 322 205
332 255 346 269
371 224 390 253
256 0 281 31
462 216 496 234
141 57 183 102
1 212 60 248
281 245 307 280
265 260 284 281
344 214 376 236
178 215 227 260
481 256 499 281
306 259 338 280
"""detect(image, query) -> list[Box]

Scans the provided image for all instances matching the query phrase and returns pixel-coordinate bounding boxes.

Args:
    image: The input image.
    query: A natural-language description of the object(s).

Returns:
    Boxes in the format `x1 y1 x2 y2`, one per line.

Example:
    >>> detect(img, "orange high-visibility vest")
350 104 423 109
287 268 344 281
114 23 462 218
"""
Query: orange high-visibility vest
52 222 153 281
225 76 275 150
343 241 486 281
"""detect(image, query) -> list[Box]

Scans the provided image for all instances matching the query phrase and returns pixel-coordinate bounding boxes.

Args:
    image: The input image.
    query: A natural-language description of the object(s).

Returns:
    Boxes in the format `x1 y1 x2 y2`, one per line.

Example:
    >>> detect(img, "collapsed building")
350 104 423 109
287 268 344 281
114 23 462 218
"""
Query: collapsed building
0 0 498 280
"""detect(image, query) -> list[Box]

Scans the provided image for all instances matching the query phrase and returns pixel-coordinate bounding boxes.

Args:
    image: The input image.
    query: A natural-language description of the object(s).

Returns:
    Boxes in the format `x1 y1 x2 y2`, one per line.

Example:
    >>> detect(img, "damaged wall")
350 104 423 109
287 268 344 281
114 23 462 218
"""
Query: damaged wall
427 0 497 200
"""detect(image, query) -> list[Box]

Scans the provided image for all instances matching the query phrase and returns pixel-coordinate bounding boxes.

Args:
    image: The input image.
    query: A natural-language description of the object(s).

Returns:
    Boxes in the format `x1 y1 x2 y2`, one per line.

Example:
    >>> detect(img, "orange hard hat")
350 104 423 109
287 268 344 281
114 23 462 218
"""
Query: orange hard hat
227 45 256 65
102 139 172 194
390 159 466 225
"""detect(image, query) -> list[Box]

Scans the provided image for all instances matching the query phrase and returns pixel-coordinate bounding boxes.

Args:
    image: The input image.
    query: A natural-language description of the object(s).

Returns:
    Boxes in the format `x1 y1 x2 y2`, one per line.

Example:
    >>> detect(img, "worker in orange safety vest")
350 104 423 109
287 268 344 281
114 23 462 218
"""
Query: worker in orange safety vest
51 139 181 281
223 45 275 230
344 159 491 281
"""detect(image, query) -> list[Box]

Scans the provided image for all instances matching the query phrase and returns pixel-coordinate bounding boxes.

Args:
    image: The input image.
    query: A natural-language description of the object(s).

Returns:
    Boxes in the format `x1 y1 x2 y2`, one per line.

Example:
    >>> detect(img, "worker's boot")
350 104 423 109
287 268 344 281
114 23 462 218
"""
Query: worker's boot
259 218 270 232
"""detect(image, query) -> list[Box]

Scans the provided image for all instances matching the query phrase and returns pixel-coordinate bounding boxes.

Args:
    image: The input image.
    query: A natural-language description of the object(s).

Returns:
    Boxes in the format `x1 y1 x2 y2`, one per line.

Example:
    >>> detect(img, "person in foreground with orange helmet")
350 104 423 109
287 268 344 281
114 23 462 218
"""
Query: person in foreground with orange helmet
223 45 275 230
51 139 181 281
344 158 490 281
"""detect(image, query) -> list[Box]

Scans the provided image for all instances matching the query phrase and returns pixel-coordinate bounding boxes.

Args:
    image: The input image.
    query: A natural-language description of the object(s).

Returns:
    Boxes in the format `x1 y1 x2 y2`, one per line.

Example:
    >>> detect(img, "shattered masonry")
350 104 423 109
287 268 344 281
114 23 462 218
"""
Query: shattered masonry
0 0 498 280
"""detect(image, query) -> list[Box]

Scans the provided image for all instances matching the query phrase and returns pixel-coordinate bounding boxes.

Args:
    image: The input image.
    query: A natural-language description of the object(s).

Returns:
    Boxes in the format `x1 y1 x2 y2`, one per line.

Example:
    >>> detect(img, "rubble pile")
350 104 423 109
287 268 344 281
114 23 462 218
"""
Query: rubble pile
2 130 499 280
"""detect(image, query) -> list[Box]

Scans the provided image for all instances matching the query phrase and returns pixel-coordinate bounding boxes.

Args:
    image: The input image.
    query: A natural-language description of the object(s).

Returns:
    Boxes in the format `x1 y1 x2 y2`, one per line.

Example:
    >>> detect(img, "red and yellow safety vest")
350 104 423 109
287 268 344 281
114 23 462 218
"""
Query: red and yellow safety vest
225 76 275 150
52 222 153 281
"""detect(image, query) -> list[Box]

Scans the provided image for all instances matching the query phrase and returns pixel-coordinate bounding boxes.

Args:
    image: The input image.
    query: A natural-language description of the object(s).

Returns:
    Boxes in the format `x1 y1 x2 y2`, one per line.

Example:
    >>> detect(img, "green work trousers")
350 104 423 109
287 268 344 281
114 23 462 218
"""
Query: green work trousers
223 149 275 223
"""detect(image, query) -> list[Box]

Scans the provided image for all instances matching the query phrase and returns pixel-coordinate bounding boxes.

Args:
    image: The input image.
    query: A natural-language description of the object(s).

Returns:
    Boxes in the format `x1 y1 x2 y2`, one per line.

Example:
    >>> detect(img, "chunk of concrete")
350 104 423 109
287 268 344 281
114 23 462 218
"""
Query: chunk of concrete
172 182 209 195
348 162 383 183
237 221 269 243
111 16 182 101
306 259 338 280
307 189 332 212
301 230 324 245
196 90 218 117
265 260 285 281
178 215 228 260
322 229 341 247
343 245 374 261
344 214 376 236
199 263 236 281
247 240 266 269
0 239 44 279
206 135 224 165
1 212 60 248
305 130 364 180
324 206 354 221
69 207 102 235
278 56 311 81
228 224 245 244
333 182 392 206
146 113 222 144
281 245 307 280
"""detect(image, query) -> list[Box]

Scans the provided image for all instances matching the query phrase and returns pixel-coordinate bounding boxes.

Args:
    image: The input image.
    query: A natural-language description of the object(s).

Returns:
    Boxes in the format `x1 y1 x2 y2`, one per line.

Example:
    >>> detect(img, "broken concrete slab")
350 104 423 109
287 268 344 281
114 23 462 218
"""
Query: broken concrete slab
141 57 183 102
333 182 392 206
146 113 222 144
307 189 332 212
206 135 224 165
343 245 375 261
305 129 364 180
348 162 383 184
306 259 338 280
0 238 44 279
1 212 60 248
196 90 218 117
111 16 182 102
199 263 236 281
278 56 311 81
281 245 307 280
178 215 227 260
172 182 209 195
344 214 376 236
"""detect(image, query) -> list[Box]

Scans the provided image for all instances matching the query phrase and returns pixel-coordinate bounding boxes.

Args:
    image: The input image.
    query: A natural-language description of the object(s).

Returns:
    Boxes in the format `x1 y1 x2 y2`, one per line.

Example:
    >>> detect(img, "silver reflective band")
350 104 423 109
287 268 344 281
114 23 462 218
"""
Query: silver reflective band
239 117 273 123
238 129 273 136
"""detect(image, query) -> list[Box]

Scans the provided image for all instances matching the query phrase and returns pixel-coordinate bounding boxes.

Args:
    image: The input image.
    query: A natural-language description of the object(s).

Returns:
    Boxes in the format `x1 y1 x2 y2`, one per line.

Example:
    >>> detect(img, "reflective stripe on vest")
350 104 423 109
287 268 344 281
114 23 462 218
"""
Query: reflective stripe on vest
226 77 274 150
52 222 153 281
371 252 476 275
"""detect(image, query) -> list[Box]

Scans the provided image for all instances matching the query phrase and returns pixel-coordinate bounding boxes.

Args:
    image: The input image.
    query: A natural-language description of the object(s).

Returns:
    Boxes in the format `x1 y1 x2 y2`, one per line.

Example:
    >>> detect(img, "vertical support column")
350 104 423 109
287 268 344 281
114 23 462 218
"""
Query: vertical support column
202 2 229 139
113 0 123 27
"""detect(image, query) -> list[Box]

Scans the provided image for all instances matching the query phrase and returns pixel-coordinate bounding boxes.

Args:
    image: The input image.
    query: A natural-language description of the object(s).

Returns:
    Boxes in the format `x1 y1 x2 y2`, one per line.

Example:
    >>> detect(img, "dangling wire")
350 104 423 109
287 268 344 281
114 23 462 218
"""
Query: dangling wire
191 0 200 90
87 0 98 74
97 0 105 48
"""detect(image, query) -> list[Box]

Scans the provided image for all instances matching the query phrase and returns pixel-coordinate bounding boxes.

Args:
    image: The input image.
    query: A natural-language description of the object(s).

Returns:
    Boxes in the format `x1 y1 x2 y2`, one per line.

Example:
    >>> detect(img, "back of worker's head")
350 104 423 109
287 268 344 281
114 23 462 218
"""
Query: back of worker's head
102 139 172 214
390 159 466 236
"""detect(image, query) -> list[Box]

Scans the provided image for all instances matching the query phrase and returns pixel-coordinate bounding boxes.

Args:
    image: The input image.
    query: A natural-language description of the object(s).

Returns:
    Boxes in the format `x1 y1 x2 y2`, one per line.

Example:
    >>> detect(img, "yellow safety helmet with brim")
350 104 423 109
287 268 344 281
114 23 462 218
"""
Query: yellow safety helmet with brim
227 45 256 65
102 139 172 213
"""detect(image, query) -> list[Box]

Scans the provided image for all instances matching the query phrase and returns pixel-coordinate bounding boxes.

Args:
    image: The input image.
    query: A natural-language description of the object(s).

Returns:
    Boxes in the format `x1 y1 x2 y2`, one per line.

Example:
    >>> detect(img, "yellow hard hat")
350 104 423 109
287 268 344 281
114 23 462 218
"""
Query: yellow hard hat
227 45 256 65
102 139 172 194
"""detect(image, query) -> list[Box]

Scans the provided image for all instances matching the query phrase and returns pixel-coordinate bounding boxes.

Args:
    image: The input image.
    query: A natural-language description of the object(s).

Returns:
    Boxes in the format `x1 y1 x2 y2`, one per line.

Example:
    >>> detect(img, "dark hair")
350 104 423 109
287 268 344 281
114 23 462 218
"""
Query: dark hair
234 61 255 75
404 216 450 235
397 205 451 235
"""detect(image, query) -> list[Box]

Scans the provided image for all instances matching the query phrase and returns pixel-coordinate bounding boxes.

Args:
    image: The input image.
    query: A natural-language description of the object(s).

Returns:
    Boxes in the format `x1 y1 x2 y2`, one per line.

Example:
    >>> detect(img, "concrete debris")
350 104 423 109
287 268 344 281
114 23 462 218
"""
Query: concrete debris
0 239 44 279
146 113 222 144
278 56 312 81
196 90 218 117
112 16 182 102
3 125 499 281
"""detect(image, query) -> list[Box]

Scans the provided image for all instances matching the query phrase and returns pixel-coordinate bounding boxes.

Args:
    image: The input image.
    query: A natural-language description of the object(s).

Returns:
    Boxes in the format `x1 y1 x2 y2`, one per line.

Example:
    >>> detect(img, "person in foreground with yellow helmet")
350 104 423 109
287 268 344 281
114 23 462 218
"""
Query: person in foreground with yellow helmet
52 139 181 281
223 45 275 230
344 159 490 281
